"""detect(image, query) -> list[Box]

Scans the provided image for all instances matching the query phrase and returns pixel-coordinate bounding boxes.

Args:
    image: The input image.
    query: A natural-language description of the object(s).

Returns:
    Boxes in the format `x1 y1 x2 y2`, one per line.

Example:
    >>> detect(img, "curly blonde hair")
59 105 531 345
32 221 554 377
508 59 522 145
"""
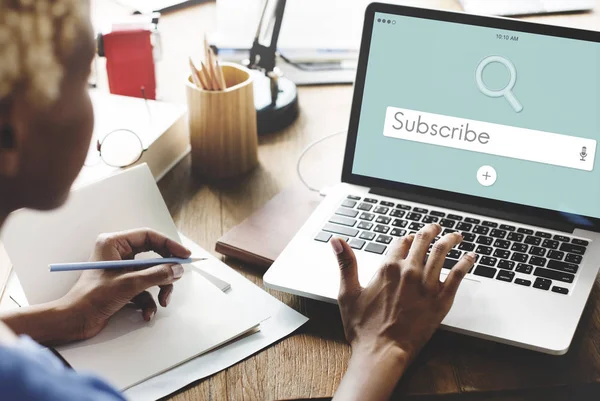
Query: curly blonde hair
0 0 90 107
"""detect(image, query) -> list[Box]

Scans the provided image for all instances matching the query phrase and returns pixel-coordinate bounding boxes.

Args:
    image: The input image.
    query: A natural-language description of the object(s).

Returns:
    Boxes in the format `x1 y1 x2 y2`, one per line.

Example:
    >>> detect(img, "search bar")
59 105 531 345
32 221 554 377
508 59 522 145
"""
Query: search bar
383 107 596 171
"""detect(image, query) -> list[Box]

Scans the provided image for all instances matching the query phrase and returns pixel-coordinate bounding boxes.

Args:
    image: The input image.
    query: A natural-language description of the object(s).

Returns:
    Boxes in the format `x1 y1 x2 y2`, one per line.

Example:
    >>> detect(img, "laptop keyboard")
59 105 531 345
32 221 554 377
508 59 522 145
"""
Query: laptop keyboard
314 194 591 296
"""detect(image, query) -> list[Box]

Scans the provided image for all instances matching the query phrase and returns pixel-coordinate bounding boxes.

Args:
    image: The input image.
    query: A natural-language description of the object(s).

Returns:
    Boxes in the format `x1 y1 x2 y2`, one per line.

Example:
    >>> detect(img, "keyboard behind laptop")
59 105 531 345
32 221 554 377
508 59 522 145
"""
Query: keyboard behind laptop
315 194 591 295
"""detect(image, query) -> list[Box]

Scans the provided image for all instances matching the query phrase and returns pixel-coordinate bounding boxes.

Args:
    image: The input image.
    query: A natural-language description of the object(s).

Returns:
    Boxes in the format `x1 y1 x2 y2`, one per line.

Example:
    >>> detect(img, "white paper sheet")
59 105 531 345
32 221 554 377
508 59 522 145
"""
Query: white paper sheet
124 234 309 401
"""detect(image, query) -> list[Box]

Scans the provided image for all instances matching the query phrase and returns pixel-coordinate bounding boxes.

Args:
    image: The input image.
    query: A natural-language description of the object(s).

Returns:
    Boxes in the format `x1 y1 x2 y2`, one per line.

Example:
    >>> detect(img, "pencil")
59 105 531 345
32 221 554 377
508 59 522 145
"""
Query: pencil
215 59 227 90
200 61 214 91
49 257 207 272
206 47 221 90
188 57 204 89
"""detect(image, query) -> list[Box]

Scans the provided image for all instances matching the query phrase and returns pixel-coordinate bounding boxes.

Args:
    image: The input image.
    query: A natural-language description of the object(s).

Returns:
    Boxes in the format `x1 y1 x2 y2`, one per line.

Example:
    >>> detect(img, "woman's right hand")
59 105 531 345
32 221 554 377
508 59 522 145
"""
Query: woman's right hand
331 223 476 401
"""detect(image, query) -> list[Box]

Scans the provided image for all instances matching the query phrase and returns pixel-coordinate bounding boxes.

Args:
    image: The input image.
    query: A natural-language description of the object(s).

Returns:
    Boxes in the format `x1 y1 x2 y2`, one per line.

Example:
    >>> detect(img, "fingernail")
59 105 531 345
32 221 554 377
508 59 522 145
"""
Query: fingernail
330 238 344 255
467 252 477 259
149 310 156 321
171 264 184 279
165 291 172 306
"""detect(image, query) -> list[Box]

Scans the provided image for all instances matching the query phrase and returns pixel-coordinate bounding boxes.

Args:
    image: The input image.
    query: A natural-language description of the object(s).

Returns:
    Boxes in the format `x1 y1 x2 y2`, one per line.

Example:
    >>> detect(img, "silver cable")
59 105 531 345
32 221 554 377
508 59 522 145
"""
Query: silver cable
296 130 346 193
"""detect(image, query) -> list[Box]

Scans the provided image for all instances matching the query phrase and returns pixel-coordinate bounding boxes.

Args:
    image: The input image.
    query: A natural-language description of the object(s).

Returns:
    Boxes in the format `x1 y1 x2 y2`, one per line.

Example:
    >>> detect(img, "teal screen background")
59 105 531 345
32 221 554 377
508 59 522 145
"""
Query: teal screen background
352 12 600 219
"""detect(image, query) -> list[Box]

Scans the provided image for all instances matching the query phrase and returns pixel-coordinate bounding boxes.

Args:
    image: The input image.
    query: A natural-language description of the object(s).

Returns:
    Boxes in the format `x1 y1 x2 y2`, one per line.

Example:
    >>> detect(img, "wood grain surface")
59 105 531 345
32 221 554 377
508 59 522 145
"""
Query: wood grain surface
88 1 600 400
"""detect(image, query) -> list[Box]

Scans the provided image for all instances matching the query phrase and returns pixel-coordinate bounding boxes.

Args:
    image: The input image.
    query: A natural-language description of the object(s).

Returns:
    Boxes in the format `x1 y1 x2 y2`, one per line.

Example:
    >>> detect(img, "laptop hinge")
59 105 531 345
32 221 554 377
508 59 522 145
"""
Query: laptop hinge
370 187 575 233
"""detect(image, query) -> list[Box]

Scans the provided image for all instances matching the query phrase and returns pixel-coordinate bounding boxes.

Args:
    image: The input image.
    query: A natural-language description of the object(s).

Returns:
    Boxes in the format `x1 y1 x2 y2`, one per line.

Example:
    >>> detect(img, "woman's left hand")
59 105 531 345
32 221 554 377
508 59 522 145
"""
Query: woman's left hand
60 228 191 341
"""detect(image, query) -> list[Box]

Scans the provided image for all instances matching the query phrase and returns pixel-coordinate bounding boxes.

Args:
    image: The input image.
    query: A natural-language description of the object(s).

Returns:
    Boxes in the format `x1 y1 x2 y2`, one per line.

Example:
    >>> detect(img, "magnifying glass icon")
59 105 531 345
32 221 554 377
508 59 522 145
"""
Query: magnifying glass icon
476 55 523 113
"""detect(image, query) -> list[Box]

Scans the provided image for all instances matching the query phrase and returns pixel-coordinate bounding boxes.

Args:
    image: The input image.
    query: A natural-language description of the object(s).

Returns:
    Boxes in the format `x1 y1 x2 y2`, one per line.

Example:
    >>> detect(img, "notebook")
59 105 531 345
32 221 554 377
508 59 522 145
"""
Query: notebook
1 164 267 390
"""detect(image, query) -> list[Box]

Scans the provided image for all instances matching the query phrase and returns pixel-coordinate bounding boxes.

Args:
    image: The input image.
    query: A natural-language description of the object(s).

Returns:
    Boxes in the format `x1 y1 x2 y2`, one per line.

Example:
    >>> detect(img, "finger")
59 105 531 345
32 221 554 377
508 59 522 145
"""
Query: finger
122 263 184 295
331 237 361 301
407 224 442 265
441 252 476 300
131 291 157 322
385 234 414 262
423 232 463 285
158 284 174 307
104 229 192 259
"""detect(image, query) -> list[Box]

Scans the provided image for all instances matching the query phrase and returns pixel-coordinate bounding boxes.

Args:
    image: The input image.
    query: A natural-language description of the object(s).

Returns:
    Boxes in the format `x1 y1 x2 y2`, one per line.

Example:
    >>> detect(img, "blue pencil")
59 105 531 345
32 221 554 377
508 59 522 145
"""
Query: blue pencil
49 257 207 272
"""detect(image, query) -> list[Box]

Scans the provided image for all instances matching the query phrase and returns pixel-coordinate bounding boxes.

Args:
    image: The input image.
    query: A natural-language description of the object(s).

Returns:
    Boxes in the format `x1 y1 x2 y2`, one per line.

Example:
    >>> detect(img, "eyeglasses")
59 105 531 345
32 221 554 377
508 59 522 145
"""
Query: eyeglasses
84 129 147 168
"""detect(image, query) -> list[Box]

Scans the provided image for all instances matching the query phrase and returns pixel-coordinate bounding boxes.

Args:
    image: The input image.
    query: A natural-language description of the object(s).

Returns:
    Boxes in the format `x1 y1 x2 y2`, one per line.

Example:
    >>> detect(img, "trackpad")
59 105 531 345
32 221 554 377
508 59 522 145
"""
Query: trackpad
443 277 482 325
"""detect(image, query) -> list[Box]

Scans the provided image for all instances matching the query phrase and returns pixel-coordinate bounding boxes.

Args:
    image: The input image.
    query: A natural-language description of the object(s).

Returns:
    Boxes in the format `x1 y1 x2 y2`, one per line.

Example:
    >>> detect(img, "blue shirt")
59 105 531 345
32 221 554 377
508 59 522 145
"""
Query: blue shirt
0 336 126 401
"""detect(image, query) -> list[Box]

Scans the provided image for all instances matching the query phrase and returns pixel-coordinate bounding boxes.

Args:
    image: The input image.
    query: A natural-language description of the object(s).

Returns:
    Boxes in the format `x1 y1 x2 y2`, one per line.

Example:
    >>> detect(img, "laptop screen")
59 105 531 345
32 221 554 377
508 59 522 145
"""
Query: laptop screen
351 11 600 220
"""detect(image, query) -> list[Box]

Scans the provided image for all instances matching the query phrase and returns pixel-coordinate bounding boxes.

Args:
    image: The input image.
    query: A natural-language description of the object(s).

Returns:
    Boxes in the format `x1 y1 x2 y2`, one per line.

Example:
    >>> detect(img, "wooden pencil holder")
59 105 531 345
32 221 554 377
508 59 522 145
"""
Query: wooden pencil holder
186 62 259 179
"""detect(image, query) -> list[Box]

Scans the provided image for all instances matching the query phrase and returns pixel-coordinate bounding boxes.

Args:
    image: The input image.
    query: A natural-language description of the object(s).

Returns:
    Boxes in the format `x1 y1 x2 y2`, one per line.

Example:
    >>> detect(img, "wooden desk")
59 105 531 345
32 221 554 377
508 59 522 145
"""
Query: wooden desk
92 1 600 400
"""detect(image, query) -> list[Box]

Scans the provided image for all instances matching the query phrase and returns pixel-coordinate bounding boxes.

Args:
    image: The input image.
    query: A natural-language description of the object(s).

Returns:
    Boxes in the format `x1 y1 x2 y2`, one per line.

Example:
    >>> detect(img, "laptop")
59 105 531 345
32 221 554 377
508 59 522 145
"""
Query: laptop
264 2 600 355
459 0 594 17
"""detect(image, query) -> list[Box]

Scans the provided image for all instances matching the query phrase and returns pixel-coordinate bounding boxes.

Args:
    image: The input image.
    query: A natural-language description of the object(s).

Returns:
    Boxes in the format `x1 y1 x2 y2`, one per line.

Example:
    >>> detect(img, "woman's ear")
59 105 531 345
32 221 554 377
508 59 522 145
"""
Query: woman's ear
0 113 20 178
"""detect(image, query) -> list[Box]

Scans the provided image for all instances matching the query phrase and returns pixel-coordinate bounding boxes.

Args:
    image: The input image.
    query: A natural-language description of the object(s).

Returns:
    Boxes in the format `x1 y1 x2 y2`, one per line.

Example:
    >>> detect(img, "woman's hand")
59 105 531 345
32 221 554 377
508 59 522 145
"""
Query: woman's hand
61 228 191 340
0 228 191 346
332 223 476 401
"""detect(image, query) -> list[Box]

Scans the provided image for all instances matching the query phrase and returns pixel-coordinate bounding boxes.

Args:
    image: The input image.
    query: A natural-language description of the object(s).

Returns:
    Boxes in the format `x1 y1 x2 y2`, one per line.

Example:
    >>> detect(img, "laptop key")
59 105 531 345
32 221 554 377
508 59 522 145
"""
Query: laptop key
534 267 574 283
448 249 462 259
359 213 375 221
376 235 393 244
553 235 570 242
476 236 493 245
347 195 361 200
365 242 386 254
357 221 373 230
341 199 357 208
496 270 515 282
447 214 463 221
458 242 475 251
516 263 533 274
511 243 528 253
375 216 391 224
390 209 405 218
529 256 547 266
442 229 457 235
498 260 515 270
380 201 394 207
480 256 497 267
547 260 578 274
462 233 476 242
475 245 493 255
413 207 428 214
374 224 390 234
542 239 559 249
572 238 589 246
507 232 524 242
314 232 332 243
499 224 516 231
494 239 510 249
409 222 425 231
529 246 546 257
515 278 532 287
364 198 378 204
490 229 507 239
559 243 586 255
323 223 358 237
456 222 472 231
396 204 411 210
439 219 455 228
392 219 408 227
335 207 358 218
533 277 552 290
406 213 422 221
349 238 366 250
422 215 439 223
524 236 541 246
511 252 528 262
547 250 564 260
493 249 510 259
430 211 445 217
565 253 582 264
359 231 376 241
474 265 497 278
465 217 481 224
373 206 389 215
482 221 498 228
390 228 406 237
552 286 569 295
357 203 373 211
473 226 489 235
329 215 357 227
442 258 459 269
517 228 534 235
535 231 552 238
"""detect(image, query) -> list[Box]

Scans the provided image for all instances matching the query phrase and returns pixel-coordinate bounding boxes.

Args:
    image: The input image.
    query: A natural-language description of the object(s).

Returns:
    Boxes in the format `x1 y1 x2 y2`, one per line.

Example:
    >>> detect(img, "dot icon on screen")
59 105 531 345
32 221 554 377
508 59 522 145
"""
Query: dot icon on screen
377 18 381 22
387 20 391 24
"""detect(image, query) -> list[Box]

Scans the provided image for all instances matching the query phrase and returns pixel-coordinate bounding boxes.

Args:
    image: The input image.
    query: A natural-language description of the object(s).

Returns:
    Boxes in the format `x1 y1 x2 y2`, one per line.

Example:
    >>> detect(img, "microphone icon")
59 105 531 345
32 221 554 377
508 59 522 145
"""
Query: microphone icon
580 146 588 162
